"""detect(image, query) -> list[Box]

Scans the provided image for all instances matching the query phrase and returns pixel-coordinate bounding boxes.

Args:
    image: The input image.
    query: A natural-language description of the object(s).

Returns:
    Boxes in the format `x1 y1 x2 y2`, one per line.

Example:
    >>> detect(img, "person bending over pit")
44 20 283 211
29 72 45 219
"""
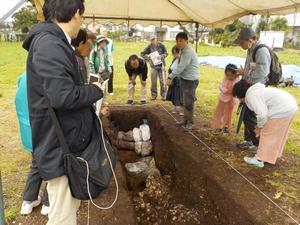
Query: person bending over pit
232 80 298 168
125 54 148 105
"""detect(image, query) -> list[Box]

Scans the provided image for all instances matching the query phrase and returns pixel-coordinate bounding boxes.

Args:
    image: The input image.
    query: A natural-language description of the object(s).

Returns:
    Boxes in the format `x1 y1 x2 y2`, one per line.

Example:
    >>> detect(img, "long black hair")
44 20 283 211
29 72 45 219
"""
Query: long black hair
232 80 251 98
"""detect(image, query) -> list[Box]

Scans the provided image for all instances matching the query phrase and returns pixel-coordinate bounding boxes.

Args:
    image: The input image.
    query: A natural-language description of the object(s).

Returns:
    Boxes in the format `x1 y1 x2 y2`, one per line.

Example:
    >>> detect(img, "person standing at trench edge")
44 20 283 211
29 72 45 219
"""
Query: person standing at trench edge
235 27 271 152
141 34 168 101
172 32 199 132
23 0 104 224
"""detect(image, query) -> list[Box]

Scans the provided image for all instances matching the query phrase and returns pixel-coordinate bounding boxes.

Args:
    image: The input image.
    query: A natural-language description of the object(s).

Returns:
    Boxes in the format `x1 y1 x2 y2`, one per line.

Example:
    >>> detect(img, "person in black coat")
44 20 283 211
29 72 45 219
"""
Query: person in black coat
166 45 183 115
22 0 103 224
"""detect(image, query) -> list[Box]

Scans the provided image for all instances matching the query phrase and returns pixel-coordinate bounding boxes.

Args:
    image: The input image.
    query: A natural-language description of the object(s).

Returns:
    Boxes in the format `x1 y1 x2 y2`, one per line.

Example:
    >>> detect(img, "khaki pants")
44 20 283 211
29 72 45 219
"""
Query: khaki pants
46 176 81 225
150 67 166 99
128 74 147 101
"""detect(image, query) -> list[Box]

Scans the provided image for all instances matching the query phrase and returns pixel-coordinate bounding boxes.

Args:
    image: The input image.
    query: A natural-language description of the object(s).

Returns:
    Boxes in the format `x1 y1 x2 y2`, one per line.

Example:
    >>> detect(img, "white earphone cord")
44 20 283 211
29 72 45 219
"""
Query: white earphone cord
78 112 119 225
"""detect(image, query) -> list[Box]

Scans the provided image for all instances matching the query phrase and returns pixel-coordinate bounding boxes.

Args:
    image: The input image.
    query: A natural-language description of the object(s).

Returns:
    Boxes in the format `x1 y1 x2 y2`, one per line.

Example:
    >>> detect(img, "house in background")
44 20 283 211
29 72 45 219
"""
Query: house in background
131 24 184 41
284 13 300 48
240 13 300 48
259 31 285 49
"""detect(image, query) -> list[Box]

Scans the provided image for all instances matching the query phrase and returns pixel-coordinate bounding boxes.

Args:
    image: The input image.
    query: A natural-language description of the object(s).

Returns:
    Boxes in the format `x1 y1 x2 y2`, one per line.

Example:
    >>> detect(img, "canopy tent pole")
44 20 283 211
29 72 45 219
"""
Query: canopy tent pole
127 20 130 36
195 22 199 53
92 14 95 27
0 171 5 225
292 7 298 48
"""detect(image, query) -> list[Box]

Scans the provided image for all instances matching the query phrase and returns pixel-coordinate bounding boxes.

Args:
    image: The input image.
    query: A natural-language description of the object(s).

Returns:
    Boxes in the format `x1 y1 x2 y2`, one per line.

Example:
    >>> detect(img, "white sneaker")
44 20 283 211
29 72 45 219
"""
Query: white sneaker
109 93 114 96
20 196 41 215
41 205 50 216
244 156 264 168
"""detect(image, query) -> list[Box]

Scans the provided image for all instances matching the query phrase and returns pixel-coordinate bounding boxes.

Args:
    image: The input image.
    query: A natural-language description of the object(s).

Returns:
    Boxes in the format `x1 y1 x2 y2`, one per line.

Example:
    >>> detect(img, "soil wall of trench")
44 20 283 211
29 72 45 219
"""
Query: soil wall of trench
107 105 296 225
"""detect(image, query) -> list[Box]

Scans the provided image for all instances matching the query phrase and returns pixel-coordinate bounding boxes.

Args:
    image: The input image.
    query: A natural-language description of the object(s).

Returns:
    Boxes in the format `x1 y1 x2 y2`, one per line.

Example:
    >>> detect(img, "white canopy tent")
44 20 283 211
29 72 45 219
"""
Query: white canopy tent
31 0 300 52
32 0 300 27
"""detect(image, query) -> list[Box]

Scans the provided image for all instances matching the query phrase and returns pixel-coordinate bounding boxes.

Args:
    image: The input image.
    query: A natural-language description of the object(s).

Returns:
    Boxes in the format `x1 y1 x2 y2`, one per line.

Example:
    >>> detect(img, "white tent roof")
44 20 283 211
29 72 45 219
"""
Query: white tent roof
32 0 300 27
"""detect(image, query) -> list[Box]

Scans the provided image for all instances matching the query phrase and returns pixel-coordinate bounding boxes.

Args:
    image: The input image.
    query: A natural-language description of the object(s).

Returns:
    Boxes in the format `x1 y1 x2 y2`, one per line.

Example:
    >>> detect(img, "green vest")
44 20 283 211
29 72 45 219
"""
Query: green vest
89 46 110 74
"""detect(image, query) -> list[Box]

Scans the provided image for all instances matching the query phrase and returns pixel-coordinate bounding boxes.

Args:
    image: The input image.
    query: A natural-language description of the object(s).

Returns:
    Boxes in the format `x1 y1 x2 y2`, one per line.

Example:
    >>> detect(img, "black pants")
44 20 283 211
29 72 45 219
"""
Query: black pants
108 66 114 93
180 79 199 123
243 105 259 146
23 156 49 206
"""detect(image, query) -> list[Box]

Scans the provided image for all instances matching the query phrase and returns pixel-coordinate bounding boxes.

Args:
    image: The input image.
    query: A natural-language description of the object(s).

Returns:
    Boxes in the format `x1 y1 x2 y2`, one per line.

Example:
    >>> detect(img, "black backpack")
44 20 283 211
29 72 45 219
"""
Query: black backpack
252 44 282 86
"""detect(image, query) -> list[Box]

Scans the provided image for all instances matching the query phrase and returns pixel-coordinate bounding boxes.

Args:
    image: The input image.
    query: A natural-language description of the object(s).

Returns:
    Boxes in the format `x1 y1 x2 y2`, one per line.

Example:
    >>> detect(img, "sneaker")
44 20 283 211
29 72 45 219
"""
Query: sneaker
126 100 134 105
140 100 147 105
183 122 194 132
178 111 184 116
222 127 229 134
176 120 186 126
244 156 264 168
151 97 156 101
248 145 258 152
41 205 49 216
236 141 254 149
20 197 41 215
109 93 114 96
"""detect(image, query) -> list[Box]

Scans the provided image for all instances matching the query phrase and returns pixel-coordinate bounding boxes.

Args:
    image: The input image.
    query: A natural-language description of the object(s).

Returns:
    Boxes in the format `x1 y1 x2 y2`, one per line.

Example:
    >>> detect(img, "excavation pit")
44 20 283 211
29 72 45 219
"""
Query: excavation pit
104 105 296 225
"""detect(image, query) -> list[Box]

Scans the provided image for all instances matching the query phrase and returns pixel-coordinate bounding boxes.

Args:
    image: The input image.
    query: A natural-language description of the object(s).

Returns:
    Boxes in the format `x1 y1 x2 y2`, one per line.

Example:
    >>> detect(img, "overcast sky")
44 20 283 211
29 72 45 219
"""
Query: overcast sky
0 0 29 22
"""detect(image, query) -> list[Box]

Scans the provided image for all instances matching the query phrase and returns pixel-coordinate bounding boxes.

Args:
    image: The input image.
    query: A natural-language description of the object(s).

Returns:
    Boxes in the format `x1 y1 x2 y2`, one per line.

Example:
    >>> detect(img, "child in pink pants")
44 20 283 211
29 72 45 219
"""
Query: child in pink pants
211 64 241 135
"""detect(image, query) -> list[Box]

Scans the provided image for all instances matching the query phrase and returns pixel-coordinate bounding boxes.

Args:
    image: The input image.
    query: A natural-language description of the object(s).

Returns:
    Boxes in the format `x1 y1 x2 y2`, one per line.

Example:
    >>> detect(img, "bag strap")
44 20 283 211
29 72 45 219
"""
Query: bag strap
30 33 71 155
252 44 268 62
46 95 70 155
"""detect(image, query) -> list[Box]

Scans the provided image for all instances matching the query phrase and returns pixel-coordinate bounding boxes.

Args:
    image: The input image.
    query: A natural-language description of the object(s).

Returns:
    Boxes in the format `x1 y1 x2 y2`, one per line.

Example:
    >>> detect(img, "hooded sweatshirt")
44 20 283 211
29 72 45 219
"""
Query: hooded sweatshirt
23 22 103 180
245 83 298 128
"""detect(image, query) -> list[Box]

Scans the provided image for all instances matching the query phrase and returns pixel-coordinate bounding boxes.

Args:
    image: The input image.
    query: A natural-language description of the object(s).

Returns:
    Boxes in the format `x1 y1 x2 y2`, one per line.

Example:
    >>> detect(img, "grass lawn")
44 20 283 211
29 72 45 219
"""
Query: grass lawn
0 41 299 221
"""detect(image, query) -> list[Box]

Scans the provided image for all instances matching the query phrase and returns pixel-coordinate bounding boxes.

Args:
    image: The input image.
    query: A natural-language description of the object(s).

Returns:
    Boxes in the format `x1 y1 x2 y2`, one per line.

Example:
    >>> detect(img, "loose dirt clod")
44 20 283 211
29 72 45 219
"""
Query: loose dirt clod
132 175 206 225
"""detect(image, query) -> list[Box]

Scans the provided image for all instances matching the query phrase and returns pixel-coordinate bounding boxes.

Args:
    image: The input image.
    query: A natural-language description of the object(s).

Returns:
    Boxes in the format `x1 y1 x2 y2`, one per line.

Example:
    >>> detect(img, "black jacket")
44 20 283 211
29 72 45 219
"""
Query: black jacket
75 51 88 84
125 58 148 81
23 22 103 180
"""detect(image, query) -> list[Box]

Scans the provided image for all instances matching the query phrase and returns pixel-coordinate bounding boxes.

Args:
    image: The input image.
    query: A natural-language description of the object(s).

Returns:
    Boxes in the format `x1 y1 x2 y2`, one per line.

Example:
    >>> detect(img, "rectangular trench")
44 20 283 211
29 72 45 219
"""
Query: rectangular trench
104 105 296 225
